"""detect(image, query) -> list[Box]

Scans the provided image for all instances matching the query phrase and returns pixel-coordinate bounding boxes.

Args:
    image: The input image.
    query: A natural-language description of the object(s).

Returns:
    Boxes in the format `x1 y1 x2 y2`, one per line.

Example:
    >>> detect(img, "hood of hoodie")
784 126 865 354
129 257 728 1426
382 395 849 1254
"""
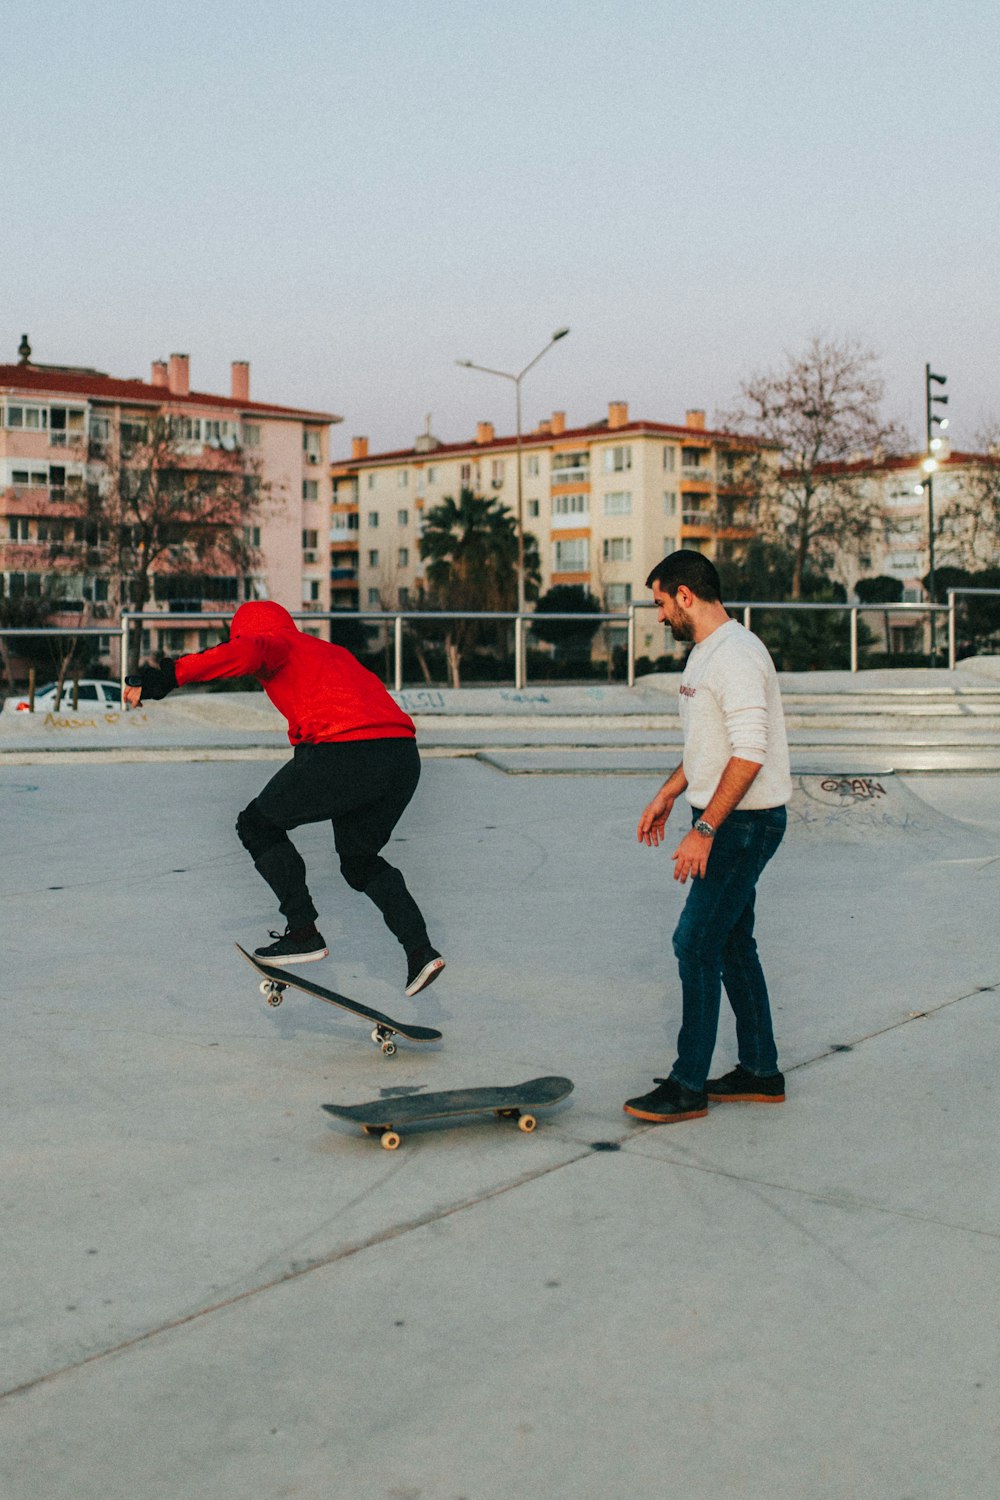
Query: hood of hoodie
230 601 299 639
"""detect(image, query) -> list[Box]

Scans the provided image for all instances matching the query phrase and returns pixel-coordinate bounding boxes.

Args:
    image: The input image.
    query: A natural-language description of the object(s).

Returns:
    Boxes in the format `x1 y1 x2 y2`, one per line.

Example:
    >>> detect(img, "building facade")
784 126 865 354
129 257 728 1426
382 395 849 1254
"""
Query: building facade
0 341 340 666
329 403 767 651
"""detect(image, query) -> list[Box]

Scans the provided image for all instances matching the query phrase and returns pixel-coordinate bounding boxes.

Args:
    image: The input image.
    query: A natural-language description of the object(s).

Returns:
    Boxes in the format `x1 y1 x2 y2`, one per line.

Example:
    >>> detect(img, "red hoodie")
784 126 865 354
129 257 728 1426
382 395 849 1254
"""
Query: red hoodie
173 601 415 747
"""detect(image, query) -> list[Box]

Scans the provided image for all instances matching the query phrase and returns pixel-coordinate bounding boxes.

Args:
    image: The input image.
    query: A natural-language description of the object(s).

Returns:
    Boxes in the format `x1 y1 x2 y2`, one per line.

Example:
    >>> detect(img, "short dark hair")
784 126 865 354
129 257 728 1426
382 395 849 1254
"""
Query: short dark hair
645 550 722 602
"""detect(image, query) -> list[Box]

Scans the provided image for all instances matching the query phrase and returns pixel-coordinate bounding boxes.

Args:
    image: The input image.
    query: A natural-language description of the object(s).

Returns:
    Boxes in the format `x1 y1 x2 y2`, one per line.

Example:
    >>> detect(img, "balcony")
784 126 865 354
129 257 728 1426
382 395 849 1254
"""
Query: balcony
550 465 590 485
681 509 715 529
330 566 358 581
331 527 359 545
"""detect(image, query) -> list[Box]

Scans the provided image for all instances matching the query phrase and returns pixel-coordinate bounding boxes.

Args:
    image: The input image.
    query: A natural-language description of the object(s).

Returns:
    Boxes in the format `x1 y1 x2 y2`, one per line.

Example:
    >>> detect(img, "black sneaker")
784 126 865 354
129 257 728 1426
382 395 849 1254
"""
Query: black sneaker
405 945 445 996
623 1076 708 1123
254 925 328 964
706 1064 785 1103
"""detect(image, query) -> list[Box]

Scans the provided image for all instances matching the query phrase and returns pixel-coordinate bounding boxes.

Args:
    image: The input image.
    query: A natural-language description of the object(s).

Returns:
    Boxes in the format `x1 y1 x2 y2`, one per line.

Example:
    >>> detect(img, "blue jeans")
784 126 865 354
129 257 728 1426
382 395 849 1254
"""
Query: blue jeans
670 805 786 1093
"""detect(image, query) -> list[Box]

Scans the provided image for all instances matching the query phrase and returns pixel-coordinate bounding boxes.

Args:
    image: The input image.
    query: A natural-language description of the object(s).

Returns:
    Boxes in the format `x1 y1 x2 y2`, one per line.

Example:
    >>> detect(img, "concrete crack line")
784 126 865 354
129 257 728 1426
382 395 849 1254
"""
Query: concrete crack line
0 1145 594 1406
790 978 999 1069
616 1145 1000 1244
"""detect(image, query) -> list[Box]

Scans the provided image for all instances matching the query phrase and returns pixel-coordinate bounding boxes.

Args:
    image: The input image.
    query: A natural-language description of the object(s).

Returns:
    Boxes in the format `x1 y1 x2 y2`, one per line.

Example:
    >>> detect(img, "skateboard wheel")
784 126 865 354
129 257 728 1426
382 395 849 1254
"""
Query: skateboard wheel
518 1114 537 1133
380 1131 401 1150
381 1040 398 1057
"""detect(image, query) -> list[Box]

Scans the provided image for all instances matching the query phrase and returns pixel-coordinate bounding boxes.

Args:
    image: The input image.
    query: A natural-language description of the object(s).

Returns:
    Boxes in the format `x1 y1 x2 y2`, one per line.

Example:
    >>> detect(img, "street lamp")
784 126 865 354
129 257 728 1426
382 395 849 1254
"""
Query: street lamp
456 327 570 618
924 364 948 662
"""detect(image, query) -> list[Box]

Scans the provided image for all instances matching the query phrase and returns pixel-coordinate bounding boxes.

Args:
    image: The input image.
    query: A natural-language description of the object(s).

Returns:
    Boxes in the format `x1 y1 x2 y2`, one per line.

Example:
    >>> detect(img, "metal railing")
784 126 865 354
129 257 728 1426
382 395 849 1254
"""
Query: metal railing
0 595 993 704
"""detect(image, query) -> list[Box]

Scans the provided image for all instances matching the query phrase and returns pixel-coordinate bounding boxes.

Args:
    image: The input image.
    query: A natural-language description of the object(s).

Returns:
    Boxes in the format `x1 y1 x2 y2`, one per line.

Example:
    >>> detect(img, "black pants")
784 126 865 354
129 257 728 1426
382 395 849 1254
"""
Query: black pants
235 737 428 953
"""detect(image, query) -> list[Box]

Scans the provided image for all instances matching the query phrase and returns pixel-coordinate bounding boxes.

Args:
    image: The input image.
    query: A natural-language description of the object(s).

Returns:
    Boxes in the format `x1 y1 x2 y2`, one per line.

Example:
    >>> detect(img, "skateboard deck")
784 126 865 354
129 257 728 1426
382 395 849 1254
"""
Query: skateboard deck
236 944 443 1056
322 1075 574 1148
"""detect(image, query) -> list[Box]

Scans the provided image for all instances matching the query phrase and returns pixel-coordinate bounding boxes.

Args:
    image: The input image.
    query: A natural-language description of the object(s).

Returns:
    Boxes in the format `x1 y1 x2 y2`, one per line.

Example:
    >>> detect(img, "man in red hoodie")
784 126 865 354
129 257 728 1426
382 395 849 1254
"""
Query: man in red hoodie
124 600 445 996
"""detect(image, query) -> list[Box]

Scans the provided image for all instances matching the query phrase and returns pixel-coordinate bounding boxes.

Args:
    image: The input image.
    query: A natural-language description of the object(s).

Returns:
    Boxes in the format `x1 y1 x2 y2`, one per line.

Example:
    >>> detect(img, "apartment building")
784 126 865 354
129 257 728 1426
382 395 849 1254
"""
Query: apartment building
0 339 340 663
329 403 767 645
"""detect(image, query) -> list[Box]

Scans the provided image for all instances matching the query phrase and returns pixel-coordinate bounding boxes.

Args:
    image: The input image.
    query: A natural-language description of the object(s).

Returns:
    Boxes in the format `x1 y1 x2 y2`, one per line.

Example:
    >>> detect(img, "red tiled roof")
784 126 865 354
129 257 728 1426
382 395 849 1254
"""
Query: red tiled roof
331 418 772 470
803 451 997 479
0 364 340 423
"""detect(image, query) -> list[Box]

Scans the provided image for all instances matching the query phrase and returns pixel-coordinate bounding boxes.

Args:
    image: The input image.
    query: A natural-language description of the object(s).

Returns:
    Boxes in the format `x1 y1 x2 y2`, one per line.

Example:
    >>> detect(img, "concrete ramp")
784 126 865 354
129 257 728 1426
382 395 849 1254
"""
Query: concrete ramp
788 771 992 847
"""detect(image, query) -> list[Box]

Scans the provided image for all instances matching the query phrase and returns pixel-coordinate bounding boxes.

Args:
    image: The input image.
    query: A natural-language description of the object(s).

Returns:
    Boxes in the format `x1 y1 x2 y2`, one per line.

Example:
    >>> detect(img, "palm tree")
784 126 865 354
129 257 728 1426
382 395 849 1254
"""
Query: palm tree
418 489 540 687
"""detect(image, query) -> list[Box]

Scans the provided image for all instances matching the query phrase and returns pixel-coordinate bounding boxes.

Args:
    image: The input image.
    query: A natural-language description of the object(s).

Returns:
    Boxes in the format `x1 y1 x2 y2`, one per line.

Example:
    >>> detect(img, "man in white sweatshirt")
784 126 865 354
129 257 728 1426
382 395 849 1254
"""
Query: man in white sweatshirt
624 550 792 1125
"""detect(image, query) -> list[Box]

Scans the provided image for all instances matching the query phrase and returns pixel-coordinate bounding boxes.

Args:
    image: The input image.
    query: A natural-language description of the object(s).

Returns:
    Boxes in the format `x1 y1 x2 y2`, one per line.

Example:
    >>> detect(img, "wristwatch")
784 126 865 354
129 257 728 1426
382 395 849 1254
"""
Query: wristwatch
693 818 717 838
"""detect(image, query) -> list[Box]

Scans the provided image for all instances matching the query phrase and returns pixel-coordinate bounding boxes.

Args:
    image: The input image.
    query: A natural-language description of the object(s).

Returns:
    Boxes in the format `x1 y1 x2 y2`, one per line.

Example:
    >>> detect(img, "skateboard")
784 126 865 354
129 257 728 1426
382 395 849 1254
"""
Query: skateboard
322 1075 574 1149
236 944 443 1056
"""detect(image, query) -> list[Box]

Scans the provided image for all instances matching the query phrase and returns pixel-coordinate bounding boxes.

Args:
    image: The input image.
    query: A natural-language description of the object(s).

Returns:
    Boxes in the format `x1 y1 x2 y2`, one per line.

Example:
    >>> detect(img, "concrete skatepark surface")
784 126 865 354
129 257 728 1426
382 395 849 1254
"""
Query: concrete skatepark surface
2 699 1000 1497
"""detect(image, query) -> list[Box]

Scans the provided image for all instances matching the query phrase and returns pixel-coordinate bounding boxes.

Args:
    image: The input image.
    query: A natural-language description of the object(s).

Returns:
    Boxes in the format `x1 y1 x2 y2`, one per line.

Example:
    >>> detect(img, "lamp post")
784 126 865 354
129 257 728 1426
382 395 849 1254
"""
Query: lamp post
924 364 949 663
456 327 570 618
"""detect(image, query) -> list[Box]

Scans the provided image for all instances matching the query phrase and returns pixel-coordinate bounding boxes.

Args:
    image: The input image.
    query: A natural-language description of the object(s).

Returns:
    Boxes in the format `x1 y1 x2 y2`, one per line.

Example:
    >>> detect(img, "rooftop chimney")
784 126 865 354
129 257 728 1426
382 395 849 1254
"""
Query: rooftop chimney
231 360 250 402
151 360 169 388
537 419 552 435
686 409 706 430
608 401 629 429
476 421 495 445
351 436 369 460
167 353 190 397
551 410 566 435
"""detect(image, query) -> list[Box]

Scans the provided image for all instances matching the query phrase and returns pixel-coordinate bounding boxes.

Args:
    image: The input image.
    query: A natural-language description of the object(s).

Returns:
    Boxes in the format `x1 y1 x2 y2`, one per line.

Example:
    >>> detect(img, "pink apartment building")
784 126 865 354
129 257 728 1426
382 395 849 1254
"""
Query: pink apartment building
0 339 340 669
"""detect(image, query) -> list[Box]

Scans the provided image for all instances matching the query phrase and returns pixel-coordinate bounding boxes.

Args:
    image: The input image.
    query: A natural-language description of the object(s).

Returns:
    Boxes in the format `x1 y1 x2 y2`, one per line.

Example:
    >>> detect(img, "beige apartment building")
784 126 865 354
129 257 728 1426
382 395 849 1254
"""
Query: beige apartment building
329 403 766 652
0 339 340 667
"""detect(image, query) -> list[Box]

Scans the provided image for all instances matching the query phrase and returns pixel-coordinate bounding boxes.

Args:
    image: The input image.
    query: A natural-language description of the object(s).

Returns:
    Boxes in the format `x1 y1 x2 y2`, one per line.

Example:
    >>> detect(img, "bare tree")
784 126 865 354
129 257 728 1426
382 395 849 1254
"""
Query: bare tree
77 412 267 669
945 427 1000 568
722 336 907 598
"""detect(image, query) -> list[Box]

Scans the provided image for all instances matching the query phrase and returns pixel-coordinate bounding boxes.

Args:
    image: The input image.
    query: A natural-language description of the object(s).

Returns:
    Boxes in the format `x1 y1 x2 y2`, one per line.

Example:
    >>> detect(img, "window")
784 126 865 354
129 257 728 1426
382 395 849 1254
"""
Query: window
459 463 473 486
552 493 588 517
603 537 632 562
527 499 540 518
8 518 31 541
90 415 111 444
174 416 202 442
554 538 589 571
526 455 540 477
302 480 319 501
302 530 319 549
491 459 505 485
303 429 322 460
606 583 632 607
367 588 381 607
427 467 438 483
664 491 677 516
398 469 409 488
48 407 86 445
368 512 379 528
120 420 148 447
663 446 676 471
368 549 380 567
367 472 377 489
681 447 705 468
398 547 409 567
5 405 48 430
243 526 261 547
242 423 261 448
398 586 411 607
397 509 409 526
603 446 631 473
603 491 632 516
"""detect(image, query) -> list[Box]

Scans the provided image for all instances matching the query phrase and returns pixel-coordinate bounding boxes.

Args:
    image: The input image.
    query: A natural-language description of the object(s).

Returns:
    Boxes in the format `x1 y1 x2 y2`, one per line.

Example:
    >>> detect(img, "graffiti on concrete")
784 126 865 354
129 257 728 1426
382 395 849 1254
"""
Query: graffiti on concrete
818 777 887 801
394 690 447 713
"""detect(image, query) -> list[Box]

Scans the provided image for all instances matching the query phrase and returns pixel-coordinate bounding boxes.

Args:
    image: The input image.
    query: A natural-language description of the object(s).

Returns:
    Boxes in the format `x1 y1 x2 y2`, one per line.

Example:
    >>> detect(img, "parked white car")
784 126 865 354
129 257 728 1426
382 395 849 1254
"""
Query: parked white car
5 679 123 714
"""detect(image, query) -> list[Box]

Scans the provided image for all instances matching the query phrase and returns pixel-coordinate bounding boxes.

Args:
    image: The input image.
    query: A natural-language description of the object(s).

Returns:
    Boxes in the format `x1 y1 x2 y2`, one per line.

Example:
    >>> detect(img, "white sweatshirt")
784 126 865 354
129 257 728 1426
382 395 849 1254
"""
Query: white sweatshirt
678 619 792 810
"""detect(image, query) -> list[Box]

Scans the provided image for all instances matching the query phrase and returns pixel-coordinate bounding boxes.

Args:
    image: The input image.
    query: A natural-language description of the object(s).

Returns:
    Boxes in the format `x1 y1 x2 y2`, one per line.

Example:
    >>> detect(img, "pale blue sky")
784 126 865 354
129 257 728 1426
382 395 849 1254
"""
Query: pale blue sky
3 0 997 454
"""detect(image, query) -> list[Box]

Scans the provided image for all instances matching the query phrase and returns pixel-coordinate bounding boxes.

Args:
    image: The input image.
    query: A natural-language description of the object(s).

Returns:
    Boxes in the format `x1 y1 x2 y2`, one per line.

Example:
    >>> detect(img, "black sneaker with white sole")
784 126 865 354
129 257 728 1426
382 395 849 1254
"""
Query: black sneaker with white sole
254 925 329 964
405 945 445 996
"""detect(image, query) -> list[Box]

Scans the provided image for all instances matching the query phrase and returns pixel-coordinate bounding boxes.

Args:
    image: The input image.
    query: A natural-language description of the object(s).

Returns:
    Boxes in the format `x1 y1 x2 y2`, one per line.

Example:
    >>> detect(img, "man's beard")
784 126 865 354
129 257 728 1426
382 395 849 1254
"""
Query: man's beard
668 616 694 642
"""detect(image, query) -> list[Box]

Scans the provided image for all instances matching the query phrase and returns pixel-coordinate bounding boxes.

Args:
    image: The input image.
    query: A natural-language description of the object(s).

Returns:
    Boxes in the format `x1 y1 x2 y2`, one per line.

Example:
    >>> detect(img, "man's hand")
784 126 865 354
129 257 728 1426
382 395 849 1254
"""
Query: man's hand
637 790 676 847
124 659 177 706
672 828 713 883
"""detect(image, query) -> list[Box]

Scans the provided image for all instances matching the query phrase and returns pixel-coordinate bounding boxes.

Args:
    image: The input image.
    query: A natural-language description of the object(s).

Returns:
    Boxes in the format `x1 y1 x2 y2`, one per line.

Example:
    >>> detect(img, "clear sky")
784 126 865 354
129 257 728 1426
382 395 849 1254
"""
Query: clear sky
3 0 997 456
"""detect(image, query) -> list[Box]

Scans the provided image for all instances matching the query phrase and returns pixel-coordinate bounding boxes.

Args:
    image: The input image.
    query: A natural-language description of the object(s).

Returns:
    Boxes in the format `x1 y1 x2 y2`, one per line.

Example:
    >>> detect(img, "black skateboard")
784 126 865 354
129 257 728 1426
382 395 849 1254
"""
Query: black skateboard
236 944 443 1056
322 1075 574 1149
